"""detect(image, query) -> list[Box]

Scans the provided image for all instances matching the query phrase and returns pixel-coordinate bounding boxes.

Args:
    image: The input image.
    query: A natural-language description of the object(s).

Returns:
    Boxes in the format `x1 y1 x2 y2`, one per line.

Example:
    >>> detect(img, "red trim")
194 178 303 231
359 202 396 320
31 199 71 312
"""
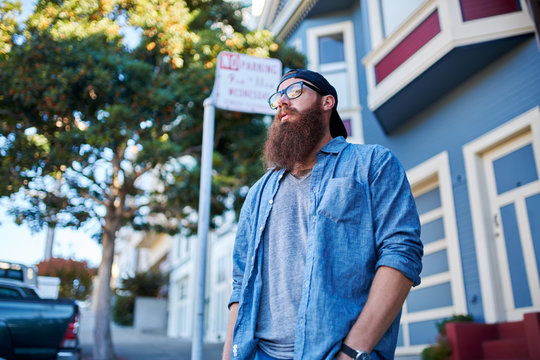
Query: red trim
375 10 440 84
460 0 520 22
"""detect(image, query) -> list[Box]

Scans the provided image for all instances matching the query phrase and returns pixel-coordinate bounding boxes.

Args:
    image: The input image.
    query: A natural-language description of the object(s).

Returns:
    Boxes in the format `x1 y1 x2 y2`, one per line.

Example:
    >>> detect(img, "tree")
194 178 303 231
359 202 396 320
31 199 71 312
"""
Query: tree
36 257 96 300
0 0 305 359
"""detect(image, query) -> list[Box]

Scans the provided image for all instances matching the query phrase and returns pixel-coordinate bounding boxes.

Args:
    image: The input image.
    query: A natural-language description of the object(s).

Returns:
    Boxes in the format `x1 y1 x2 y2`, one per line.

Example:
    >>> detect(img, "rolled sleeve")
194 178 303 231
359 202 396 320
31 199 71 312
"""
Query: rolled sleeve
229 196 253 307
370 146 423 286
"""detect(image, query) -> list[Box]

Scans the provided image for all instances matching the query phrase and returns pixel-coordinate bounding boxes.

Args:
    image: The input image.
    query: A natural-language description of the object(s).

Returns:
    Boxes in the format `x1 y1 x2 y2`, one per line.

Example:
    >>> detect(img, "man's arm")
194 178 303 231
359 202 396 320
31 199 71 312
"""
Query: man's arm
336 266 412 359
222 302 239 360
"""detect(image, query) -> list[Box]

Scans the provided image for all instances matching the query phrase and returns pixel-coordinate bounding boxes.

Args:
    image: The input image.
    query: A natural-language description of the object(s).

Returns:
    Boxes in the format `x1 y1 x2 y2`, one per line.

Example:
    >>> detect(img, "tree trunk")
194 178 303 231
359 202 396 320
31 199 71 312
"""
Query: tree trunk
93 215 120 360
44 223 55 261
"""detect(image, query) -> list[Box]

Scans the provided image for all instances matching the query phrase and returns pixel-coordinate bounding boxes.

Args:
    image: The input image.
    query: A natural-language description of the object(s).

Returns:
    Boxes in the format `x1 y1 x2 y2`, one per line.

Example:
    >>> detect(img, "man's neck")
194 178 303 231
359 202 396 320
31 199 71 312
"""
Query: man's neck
291 132 333 176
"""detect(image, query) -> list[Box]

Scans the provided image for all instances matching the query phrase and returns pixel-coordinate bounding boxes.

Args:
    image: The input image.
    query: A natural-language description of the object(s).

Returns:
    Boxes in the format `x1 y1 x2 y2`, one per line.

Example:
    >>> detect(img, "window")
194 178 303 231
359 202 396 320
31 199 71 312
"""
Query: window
398 152 466 354
367 0 427 48
217 257 227 284
172 276 190 337
0 268 24 282
318 33 345 64
307 21 363 143
379 0 425 38
177 278 188 301
0 286 21 298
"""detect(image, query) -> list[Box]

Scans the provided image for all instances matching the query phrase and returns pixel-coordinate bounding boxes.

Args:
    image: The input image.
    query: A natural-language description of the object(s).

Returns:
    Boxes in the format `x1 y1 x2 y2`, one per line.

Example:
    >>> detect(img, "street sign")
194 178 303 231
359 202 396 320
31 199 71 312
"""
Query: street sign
214 51 282 115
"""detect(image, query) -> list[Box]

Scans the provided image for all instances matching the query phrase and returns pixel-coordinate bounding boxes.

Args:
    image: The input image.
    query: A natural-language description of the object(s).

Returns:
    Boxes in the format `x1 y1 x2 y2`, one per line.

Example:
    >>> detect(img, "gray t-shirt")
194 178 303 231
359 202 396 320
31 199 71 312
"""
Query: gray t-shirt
255 171 310 359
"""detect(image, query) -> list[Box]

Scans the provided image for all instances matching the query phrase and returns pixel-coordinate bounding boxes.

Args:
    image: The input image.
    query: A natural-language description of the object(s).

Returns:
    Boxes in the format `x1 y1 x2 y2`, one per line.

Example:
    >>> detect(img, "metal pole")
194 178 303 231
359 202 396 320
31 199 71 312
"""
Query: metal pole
192 97 215 360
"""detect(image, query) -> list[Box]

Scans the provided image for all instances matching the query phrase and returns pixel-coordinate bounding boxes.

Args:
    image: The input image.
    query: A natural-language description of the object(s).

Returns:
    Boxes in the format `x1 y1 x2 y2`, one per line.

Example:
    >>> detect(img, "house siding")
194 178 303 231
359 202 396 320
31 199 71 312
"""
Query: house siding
361 38 540 322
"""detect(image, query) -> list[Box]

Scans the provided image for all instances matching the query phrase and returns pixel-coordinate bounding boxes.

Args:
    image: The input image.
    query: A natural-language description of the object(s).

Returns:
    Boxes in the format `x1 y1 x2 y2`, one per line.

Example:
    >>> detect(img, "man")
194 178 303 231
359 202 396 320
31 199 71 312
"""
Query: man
223 69 423 360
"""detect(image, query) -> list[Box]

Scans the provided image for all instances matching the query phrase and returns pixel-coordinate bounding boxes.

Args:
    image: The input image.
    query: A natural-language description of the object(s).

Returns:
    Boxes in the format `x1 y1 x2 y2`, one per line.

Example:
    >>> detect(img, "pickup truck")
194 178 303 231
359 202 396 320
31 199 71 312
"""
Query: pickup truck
0 279 81 360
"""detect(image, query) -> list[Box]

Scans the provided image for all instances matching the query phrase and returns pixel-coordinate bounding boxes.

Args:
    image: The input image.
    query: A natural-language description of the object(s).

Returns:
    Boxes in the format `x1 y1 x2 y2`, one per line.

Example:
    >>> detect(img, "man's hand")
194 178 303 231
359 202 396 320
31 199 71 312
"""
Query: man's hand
222 302 239 360
340 266 413 354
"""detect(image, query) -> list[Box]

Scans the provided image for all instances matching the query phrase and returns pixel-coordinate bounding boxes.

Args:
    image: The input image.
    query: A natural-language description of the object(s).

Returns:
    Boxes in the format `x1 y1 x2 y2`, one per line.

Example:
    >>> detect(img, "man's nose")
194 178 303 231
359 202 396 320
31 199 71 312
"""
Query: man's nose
277 92 290 108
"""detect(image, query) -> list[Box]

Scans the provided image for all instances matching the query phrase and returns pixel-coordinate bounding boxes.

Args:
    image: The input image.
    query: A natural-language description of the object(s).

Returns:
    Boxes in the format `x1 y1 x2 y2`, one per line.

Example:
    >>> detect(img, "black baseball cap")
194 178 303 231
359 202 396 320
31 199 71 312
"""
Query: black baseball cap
278 69 348 138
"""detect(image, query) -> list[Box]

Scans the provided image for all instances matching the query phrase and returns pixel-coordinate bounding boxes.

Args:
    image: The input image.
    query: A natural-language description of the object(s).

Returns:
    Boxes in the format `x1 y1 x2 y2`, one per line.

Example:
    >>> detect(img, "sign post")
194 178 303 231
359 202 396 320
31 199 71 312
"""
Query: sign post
192 52 281 360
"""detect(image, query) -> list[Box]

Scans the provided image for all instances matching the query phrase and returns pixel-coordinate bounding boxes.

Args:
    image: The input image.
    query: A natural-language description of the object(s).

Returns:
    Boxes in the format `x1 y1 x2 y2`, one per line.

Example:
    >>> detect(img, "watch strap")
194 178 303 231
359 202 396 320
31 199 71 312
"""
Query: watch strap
341 343 359 359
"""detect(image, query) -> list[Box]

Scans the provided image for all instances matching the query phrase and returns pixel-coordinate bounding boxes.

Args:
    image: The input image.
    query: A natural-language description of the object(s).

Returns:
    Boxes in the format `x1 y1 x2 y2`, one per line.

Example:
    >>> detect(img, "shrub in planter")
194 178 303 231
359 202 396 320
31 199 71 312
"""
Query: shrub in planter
112 293 135 326
421 314 474 360
111 271 168 326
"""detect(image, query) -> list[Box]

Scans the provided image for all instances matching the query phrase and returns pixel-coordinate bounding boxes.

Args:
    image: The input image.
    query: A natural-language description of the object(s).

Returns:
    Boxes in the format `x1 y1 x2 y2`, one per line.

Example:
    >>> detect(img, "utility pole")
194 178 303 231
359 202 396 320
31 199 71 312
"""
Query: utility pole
191 97 215 360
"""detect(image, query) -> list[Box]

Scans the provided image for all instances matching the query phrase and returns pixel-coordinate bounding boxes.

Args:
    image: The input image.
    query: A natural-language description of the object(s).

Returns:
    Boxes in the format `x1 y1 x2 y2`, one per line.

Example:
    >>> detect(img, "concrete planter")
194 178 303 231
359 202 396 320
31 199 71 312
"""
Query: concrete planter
134 296 168 332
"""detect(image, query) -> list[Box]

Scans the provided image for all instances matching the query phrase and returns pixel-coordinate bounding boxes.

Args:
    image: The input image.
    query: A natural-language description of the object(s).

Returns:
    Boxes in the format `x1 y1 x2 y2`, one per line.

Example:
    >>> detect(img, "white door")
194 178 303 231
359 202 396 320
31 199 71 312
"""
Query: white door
482 130 540 320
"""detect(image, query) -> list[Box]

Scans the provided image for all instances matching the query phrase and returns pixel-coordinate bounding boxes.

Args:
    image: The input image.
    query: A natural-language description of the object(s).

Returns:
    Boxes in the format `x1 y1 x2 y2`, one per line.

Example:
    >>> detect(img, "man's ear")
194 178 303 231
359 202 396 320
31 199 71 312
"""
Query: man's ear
322 95 335 111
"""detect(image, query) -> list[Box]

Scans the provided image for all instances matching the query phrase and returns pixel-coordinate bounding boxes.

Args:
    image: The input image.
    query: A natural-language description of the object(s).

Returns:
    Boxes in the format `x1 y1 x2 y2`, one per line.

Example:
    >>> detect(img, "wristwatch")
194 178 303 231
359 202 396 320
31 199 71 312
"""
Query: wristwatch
341 343 371 360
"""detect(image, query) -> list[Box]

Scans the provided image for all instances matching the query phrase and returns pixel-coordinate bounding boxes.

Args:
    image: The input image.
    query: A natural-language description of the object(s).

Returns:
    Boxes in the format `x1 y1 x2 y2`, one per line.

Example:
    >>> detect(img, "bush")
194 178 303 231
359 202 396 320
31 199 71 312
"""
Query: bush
121 271 167 297
421 314 474 360
112 294 135 326
36 258 96 300
111 270 168 326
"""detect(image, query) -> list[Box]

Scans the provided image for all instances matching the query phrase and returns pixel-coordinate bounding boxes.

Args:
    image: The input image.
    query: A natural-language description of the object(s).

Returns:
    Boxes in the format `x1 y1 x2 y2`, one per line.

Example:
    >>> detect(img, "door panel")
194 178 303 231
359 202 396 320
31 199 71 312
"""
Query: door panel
483 132 540 320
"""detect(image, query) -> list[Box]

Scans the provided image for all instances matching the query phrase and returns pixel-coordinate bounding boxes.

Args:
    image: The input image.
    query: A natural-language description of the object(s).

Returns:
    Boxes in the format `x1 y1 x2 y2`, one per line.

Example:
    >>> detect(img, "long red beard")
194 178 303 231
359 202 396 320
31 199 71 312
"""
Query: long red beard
263 104 325 171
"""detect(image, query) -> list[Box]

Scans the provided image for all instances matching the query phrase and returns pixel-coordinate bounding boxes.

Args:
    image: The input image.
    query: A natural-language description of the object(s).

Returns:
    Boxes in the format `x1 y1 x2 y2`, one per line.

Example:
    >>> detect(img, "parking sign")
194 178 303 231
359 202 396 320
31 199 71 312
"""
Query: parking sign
214 52 282 115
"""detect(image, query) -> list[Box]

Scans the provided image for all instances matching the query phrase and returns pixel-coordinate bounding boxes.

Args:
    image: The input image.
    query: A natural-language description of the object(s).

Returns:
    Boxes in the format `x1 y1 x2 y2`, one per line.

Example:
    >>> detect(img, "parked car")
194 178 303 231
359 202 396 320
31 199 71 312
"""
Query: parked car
0 261 38 288
0 279 81 360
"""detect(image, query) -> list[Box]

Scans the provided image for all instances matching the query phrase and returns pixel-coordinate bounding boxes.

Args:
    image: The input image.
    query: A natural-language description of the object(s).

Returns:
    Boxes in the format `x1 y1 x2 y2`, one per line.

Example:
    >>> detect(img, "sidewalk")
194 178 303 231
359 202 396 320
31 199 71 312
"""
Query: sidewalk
79 306 224 360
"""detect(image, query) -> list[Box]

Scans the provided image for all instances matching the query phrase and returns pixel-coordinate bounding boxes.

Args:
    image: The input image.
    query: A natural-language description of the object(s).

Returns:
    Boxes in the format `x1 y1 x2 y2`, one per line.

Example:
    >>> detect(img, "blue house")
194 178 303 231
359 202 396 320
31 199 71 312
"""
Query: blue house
258 0 540 356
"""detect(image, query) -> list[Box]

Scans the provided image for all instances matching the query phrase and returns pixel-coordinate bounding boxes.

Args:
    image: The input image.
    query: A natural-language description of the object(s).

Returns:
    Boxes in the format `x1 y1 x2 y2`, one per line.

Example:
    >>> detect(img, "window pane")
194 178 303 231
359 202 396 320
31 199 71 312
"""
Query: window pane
380 0 425 37
421 249 449 277
500 203 533 308
415 187 441 215
321 71 350 108
0 287 21 298
318 33 345 64
409 318 443 345
492 144 538 195
421 217 445 244
526 193 540 282
407 282 453 312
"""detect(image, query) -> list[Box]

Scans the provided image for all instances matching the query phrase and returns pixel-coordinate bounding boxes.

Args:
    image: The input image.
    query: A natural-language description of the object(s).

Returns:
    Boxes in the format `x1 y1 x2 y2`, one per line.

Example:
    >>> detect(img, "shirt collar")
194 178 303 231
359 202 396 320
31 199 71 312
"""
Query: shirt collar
319 136 348 154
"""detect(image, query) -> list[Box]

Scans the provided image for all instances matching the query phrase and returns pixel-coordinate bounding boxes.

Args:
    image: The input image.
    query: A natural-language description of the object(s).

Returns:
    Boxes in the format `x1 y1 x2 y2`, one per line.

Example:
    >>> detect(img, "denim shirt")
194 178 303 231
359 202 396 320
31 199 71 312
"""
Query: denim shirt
229 137 423 360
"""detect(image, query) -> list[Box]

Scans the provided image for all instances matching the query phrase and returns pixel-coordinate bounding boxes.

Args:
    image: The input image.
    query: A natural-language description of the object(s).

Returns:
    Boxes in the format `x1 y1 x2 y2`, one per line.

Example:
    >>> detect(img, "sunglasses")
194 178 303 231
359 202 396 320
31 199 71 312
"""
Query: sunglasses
268 81 325 110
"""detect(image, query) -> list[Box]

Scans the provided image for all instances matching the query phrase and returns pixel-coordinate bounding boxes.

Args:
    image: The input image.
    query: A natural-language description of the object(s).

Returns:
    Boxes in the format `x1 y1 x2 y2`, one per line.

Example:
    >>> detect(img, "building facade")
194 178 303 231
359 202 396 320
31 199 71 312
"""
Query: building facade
256 0 540 356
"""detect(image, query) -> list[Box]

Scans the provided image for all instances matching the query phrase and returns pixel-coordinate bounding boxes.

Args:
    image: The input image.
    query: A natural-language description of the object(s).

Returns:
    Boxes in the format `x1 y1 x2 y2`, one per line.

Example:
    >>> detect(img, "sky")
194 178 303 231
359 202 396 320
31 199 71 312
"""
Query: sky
0 203 102 267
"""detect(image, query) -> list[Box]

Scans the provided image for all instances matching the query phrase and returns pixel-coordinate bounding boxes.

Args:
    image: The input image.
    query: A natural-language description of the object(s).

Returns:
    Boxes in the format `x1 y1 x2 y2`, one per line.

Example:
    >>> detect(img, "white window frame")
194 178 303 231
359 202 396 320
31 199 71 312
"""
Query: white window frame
207 228 235 342
363 0 533 112
306 21 363 143
463 106 540 323
168 270 193 338
367 0 428 48
397 151 466 355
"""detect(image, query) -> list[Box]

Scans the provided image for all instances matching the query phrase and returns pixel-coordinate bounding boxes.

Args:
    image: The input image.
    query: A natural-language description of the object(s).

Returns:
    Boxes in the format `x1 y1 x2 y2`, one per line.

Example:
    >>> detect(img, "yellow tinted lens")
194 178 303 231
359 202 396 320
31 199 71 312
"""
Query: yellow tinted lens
287 83 302 99
269 93 279 109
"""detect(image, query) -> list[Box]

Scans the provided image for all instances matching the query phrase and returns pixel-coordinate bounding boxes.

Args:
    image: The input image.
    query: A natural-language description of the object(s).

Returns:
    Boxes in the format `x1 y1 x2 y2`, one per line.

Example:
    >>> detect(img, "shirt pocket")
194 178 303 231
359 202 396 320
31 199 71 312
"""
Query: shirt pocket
318 177 363 223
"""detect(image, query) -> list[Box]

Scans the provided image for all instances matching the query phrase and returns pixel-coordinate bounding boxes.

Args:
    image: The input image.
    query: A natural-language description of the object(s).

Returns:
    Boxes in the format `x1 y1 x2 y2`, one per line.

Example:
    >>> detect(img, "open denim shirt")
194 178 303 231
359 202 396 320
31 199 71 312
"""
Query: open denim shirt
229 137 423 360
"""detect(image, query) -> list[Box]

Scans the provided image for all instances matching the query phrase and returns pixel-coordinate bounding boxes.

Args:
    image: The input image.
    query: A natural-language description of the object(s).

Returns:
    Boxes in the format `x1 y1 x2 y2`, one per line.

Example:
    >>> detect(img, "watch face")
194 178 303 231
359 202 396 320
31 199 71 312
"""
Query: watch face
357 352 371 360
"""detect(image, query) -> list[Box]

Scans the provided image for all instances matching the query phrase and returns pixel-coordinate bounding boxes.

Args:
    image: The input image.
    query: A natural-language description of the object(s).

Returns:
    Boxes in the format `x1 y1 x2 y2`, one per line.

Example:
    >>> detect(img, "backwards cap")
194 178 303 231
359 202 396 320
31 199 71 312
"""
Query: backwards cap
279 69 348 138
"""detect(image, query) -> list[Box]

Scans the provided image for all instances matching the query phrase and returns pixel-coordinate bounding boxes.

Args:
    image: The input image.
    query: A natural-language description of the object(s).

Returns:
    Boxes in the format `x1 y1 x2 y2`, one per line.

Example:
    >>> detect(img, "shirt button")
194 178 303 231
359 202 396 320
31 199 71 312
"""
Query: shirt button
269 200 273 204
260 226 264 231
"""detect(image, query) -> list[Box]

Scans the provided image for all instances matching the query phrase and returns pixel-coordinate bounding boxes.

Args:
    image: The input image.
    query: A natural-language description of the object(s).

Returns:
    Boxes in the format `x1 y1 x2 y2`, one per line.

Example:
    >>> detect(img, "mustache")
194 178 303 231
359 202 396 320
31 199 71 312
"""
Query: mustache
275 106 300 119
